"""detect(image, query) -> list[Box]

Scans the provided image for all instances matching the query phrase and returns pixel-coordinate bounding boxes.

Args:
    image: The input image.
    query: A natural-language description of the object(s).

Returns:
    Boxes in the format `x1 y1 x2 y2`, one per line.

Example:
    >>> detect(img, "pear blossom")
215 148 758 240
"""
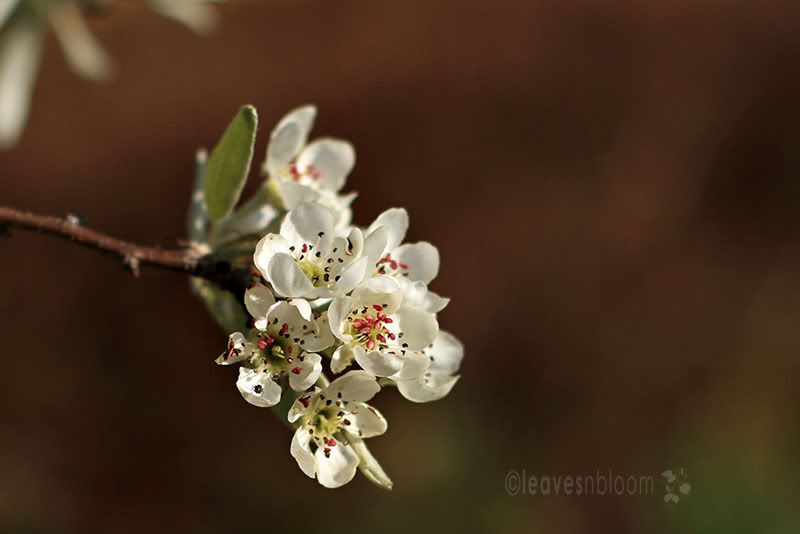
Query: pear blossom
216 284 333 407
394 330 463 402
327 276 438 377
263 105 356 227
288 371 386 488
362 208 449 313
254 202 368 299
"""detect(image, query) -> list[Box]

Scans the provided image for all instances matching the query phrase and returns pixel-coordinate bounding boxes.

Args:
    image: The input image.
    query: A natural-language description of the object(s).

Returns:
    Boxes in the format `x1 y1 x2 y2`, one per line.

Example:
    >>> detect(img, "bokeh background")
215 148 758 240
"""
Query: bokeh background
3 0 800 531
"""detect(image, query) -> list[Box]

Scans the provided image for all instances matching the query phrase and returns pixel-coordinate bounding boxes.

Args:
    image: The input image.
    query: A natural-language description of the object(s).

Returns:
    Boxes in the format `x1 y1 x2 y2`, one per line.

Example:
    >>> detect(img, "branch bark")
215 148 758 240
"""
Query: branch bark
0 206 253 298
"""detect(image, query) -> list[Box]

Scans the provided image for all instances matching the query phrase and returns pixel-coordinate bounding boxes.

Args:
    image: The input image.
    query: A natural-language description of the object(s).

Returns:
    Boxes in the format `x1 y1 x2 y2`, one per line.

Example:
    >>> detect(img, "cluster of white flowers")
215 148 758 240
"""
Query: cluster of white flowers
215 106 463 488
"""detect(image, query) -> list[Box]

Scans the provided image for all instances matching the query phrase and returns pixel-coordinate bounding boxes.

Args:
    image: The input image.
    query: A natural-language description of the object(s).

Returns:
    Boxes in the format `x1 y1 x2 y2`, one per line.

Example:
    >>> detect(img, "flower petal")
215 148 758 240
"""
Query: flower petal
280 202 334 253
288 389 318 423
400 280 450 313
253 233 291 278
215 332 253 365
344 402 388 438
325 370 380 402
367 208 408 251
244 284 276 320
392 242 439 284
396 373 459 403
393 306 438 351
391 350 430 380
290 427 317 478
267 253 316 298
363 225 389 266
332 256 368 295
428 330 464 375
289 352 323 391
266 105 316 176
296 138 355 192
355 348 403 377
351 276 403 314
236 368 281 407
327 296 354 342
331 344 354 374
315 441 359 488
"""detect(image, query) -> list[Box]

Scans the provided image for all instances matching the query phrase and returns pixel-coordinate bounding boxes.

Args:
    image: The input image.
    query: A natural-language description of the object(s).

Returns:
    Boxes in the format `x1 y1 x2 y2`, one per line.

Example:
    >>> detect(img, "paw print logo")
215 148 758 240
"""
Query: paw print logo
661 468 691 506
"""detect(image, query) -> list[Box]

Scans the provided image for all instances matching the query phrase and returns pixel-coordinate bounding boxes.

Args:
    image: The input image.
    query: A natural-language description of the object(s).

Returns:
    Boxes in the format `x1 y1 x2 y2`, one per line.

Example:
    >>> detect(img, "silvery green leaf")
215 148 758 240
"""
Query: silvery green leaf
187 148 210 244
204 105 258 222
0 15 44 148
191 278 248 333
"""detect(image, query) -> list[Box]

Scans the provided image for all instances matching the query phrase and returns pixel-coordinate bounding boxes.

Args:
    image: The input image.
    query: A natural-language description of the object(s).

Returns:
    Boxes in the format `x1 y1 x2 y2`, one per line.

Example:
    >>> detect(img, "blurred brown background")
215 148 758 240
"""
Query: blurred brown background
3 0 800 531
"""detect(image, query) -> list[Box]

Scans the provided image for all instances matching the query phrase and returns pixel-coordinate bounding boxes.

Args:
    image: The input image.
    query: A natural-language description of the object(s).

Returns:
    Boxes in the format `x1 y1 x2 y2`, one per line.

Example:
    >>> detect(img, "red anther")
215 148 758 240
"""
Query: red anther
376 334 386 343
287 346 293 354
383 317 393 324
366 339 376 350
291 367 301 375
280 323 289 334
352 319 365 329
257 340 268 350
328 438 336 447
359 326 372 335
299 396 310 408
390 260 398 270
323 447 331 455
301 243 309 253
388 333 396 340
372 304 384 312
400 263 409 270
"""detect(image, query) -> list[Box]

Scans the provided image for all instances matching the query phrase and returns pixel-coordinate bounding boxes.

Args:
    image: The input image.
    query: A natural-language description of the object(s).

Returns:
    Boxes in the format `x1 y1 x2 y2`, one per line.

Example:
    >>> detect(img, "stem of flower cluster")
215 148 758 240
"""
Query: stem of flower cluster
0 205 253 298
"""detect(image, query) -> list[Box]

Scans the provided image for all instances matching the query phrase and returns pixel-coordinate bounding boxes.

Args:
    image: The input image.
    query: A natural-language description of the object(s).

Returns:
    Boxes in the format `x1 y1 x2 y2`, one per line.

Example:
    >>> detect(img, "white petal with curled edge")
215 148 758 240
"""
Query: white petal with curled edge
332 256 369 296
287 298 313 322
363 225 389 266
331 344 354 374
315 441 359 488
302 312 334 352
325 370 380 402
277 181 320 210
400 280 450 314
289 352 323 391
296 138 355 192
391 350 430 380
215 332 252 365
355 348 403 377
428 330 464 375
267 253 317 298
397 373 460 403
280 202 335 253
267 105 316 176
236 368 282 407
394 306 438 351
351 276 403 313
244 284 276 320
345 403 388 438
392 242 440 284
254 233 291 277
290 427 317 478
367 208 408 251
288 388 318 423
327 296 353 342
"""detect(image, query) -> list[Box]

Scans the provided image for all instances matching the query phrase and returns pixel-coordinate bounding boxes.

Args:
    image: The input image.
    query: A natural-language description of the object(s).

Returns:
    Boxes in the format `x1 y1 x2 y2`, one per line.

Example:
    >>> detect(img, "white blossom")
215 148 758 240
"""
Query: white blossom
394 330 463 402
217 284 333 407
288 371 386 488
362 208 449 313
254 202 368 299
263 106 356 228
328 276 438 377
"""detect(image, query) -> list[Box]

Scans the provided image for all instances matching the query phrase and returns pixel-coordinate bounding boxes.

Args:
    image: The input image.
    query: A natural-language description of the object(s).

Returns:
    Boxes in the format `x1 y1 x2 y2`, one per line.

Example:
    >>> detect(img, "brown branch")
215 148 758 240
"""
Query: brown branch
0 206 253 299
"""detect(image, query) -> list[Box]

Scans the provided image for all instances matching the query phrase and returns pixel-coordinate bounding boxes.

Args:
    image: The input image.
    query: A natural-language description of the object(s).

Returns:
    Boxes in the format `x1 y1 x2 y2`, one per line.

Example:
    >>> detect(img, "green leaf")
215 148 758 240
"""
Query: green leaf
186 148 210 243
204 105 258 222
